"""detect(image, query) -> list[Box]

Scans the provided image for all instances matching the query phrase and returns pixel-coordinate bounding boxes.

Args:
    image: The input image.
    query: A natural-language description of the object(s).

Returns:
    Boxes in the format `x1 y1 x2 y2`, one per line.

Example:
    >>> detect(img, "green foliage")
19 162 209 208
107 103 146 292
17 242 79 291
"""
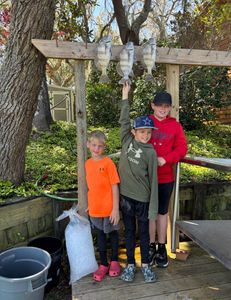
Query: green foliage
180 125 231 183
0 122 231 201
25 122 77 193
131 65 166 118
55 0 97 41
179 66 231 130
86 79 121 127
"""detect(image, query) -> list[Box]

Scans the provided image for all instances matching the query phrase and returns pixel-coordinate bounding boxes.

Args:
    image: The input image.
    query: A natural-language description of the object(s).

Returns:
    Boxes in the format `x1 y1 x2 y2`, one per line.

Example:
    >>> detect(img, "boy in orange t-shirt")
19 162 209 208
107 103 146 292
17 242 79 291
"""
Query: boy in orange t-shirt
85 130 120 282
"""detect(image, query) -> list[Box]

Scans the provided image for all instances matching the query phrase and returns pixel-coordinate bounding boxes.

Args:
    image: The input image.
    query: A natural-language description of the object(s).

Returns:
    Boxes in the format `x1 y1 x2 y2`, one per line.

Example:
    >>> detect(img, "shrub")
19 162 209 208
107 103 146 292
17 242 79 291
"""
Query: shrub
0 122 230 201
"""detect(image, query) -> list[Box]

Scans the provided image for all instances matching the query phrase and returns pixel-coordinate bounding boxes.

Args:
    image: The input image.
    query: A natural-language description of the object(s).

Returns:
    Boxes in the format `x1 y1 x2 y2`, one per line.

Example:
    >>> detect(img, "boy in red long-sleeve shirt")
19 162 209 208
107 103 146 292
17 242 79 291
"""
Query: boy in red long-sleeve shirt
148 92 187 268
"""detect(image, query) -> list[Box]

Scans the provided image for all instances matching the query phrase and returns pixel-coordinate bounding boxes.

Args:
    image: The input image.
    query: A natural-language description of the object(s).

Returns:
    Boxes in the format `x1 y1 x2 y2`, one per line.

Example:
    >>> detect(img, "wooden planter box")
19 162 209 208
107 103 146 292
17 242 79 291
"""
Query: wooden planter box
0 182 230 252
0 196 54 251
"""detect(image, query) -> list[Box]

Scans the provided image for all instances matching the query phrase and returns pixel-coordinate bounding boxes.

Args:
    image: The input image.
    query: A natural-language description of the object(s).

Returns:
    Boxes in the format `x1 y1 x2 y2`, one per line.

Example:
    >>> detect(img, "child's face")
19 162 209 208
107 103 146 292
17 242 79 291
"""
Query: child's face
132 128 152 143
87 138 105 160
151 103 171 120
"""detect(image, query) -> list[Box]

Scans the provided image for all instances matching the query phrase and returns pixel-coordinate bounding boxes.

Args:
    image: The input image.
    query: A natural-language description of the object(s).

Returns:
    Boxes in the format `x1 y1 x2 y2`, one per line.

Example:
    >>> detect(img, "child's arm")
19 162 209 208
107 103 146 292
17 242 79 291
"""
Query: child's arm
109 184 120 225
119 82 132 143
148 152 159 220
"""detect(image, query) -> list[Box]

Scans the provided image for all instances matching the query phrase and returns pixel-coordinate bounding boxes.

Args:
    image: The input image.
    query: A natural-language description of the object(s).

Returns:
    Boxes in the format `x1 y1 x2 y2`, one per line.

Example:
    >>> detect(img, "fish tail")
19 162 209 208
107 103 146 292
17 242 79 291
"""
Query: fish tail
99 74 110 83
145 74 154 82
119 77 131 85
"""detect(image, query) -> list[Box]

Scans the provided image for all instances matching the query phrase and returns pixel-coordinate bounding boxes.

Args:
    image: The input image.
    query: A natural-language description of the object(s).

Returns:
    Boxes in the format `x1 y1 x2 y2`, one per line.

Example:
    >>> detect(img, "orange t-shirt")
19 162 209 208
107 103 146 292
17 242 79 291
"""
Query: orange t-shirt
85 156 120 217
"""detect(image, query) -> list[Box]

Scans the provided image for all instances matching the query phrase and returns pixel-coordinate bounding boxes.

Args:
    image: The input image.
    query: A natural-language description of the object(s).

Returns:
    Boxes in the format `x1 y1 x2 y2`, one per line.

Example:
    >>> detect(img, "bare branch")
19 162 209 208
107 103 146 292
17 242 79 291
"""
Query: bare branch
98 13 116 41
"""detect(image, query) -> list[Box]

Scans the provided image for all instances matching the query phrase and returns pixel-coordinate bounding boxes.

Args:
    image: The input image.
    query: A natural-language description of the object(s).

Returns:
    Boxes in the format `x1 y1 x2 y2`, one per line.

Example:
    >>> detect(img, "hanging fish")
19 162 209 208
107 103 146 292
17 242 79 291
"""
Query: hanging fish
116 42 135 85
94 36 112 83
142 37 157 82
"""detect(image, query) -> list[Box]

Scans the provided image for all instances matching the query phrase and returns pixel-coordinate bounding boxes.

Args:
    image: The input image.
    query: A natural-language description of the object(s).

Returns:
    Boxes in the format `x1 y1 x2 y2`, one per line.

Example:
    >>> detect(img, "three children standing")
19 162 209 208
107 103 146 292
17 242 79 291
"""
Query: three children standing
85 82 187 283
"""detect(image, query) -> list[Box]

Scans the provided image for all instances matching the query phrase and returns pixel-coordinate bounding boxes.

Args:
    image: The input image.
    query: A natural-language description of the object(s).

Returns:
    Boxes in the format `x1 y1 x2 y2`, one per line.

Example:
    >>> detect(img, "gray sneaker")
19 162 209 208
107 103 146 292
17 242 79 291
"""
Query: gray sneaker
120 265 136 282
141 265 157 283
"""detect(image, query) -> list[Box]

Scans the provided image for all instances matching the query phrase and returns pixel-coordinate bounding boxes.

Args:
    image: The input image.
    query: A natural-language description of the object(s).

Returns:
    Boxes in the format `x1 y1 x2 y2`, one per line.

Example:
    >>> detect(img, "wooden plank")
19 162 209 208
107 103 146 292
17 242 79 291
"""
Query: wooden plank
72 270 231 300
176 220 231 270
0 197 52 230
137 283 231 299
166 65 180 251
32 39 231 66
72 242 231 300
166 64 180 120
74 61 88 216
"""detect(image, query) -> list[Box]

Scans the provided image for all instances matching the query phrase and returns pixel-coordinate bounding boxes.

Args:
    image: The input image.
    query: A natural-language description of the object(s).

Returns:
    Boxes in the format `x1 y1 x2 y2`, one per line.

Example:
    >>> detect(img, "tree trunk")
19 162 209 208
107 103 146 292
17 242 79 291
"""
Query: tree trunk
112 0 152 45
33 75 53 132
0 0 55 185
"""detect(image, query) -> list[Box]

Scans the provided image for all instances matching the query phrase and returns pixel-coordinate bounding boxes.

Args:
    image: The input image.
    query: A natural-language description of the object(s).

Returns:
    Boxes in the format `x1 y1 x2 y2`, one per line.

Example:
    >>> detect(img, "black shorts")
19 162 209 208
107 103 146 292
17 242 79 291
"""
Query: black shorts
120 195 149 221
158 182 174 215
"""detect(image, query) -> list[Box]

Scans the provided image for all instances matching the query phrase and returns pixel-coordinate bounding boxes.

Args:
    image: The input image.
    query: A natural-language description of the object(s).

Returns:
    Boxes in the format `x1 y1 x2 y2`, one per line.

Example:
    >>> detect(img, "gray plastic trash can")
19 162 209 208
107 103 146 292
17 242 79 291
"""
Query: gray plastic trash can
0 246 51 300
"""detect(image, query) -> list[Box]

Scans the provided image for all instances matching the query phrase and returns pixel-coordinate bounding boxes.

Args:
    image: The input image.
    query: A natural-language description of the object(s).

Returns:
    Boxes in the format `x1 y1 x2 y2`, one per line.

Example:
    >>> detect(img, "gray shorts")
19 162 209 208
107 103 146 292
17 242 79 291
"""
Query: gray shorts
90 216 120 234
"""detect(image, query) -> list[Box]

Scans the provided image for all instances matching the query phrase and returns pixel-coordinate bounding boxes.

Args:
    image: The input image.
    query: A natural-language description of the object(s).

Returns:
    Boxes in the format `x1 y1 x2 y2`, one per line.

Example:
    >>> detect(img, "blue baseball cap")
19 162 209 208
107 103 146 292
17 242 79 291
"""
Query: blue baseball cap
133 116 155 129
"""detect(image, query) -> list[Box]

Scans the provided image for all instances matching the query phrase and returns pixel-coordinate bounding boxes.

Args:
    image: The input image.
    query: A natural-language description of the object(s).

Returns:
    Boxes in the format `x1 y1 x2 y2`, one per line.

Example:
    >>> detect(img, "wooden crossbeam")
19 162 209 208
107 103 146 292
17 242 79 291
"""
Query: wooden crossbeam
32 39 231 67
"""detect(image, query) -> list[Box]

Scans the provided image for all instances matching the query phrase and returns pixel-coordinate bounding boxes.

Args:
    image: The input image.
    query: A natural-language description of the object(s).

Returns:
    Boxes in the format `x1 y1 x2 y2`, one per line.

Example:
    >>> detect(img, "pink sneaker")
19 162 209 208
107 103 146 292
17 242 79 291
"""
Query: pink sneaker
109 261 121 277
93 265 109 282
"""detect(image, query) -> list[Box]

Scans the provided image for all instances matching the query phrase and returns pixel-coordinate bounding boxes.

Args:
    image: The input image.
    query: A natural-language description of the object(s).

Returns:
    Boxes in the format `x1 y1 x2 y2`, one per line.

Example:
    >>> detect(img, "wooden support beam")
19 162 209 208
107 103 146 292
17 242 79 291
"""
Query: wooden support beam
166 64 180 120
32 39 231 66
74 61 88 217
166 64 180 252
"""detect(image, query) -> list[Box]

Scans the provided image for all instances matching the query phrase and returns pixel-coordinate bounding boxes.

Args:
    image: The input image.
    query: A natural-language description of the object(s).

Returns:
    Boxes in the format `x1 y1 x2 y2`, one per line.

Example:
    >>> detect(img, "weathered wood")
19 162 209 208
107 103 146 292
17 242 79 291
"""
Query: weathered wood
74 61 88 216
32 39 231 66
176 220 231 270
0 197 53 250
0 197 52 231
166 65 180 251
166 64 180 120
72 242 231 300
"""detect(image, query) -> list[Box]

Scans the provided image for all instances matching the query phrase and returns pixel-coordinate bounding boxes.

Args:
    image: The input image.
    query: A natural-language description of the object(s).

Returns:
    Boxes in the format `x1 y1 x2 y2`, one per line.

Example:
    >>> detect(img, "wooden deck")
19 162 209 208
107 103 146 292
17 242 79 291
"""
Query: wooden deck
72 242 231 300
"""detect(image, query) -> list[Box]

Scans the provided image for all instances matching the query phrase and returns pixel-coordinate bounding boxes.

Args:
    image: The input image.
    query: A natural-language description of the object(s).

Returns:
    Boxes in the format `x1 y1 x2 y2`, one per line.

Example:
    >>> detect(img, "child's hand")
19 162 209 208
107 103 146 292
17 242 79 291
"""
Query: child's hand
85 207 89 214
109 209 120 225
157 157 166 166
122 81 131 100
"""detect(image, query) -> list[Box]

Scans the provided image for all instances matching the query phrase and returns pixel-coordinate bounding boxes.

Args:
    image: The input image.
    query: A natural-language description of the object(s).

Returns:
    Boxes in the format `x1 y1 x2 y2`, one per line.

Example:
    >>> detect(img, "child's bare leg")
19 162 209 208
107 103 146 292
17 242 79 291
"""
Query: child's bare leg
157 213 168 244
149 219 157 243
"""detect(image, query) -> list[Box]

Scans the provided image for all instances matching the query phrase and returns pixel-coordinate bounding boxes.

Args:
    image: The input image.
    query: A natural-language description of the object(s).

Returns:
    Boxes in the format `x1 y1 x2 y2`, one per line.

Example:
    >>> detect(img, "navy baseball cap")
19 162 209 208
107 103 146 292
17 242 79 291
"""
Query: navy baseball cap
153 92 172 105
133 116 155 129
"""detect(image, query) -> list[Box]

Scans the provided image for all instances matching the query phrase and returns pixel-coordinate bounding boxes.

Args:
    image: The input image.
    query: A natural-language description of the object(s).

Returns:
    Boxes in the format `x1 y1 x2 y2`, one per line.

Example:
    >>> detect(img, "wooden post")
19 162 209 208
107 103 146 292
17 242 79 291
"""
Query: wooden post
166 64 180 252
166 64 179 120
74 61 88 217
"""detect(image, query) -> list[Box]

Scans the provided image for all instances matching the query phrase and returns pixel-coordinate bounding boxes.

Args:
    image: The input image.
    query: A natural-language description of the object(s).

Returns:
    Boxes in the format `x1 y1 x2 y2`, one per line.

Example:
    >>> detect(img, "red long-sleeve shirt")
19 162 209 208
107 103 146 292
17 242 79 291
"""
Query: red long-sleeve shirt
149 115 187 183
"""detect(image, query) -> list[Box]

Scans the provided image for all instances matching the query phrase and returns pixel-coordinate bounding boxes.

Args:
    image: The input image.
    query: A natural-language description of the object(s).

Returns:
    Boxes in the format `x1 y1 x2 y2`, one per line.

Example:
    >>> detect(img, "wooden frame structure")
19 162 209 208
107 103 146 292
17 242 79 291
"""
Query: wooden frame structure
32 39 231 250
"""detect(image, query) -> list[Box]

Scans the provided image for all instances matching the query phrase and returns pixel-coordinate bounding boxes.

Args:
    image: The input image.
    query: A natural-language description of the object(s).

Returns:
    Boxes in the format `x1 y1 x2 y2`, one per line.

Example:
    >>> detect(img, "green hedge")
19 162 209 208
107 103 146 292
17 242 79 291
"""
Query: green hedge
0 122 230 201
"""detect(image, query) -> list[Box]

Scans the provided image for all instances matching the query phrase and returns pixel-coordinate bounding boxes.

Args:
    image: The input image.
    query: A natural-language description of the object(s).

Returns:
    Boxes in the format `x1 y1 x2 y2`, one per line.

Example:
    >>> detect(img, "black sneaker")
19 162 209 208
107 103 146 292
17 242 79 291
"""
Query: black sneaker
148 243 156 266
156 243 168 268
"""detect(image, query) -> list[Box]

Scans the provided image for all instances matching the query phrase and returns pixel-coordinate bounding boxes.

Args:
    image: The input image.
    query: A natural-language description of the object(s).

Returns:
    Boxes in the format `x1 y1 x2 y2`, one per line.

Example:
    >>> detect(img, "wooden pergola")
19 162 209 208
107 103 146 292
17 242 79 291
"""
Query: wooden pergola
32 39 231 251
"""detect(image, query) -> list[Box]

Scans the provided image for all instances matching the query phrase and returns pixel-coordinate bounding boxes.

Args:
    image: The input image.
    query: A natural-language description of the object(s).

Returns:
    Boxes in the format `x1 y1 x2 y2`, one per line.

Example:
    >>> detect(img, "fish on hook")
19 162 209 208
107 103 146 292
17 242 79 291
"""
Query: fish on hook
94 36 112 83
116 41 135 85
142 37 157 82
